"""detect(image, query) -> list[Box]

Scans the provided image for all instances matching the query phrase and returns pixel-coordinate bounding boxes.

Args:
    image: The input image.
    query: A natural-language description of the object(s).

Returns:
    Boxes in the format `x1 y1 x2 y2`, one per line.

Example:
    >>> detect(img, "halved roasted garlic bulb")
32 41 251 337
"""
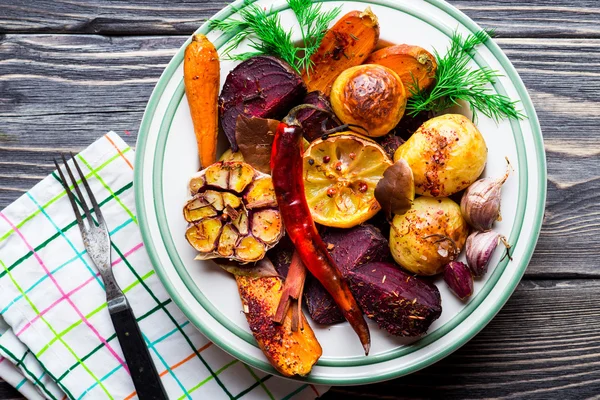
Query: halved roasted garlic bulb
184 161 284 263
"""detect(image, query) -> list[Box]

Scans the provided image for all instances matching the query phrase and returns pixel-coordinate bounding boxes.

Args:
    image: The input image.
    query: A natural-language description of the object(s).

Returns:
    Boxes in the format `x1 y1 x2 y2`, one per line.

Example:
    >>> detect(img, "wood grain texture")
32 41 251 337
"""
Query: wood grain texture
0 1 599 398
0 381 18 400
1 34 599 277
324 280 600 399
0 0 599 37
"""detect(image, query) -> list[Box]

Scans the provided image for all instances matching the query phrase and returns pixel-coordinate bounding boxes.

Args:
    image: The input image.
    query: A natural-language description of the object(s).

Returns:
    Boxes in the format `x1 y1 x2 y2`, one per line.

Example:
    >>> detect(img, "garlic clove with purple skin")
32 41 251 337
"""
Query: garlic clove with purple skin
460 160 510 231
444 261 474 300
465 230 510 277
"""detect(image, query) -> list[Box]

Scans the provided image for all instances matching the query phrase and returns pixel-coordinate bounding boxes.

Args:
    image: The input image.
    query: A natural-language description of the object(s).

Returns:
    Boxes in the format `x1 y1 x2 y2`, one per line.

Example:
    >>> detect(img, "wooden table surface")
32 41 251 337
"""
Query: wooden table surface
1 0 599 398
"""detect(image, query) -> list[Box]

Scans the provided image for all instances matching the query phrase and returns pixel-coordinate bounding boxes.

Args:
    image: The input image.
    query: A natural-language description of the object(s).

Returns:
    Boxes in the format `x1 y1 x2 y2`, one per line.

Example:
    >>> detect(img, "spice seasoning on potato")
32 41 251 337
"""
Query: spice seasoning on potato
330 64 407 137
394 114 487 197
390 196 468 276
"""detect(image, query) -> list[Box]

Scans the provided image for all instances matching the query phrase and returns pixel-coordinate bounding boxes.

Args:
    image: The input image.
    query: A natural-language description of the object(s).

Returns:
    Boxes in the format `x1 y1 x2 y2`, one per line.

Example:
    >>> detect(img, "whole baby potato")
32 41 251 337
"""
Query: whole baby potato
394 114 487 197
330 64 407 137
390 196 468 276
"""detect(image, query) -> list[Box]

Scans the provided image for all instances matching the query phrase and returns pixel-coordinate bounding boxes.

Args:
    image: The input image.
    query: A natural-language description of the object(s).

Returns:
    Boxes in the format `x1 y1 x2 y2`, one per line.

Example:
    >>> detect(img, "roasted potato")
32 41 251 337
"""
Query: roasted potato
330 64 407 137
394 114 487 197
390 196 468 276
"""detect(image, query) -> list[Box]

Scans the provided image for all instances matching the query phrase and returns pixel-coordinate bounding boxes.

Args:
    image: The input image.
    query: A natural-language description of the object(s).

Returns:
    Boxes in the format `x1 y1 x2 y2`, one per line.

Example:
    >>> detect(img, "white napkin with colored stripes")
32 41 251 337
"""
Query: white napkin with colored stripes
0 132 328 399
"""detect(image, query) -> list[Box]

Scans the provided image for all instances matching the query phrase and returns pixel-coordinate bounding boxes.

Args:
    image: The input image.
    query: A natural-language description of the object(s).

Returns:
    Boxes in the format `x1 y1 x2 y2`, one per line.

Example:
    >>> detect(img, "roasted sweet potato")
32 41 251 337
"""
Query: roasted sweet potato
235 275 322 376
365 44 437 96
348 262 442 336
302 8 380 96
219 56 306 151
184 34 220 167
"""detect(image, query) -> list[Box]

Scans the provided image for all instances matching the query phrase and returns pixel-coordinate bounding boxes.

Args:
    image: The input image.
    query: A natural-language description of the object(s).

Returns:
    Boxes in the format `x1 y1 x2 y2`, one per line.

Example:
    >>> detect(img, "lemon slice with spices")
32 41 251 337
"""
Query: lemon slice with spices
303 134 392 228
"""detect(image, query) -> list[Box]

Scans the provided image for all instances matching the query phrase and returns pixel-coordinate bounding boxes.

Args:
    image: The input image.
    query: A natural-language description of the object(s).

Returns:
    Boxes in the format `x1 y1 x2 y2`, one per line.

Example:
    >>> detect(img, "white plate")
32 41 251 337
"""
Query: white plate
135 0 546 385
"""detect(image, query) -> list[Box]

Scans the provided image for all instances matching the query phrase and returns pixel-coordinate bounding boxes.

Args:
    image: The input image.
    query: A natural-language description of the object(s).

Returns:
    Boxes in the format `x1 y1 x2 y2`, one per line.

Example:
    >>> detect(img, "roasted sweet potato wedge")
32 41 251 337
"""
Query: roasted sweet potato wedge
302 8 380 96
235 275 322 377
365 44 437 95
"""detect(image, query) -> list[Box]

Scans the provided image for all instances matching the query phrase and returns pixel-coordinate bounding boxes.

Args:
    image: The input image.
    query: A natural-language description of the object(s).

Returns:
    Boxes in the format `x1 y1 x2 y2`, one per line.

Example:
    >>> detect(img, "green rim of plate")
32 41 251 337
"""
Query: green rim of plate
135 0 547 384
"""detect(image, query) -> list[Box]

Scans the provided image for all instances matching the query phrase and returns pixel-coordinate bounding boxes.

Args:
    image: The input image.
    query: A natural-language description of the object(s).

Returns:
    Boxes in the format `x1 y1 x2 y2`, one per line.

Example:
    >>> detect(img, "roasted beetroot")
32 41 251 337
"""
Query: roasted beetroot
378 133 405 160
296 91 340 142
219 56 307 151
348 262 442 336
270 224 390 325
305 224 390 324
322 224 390 275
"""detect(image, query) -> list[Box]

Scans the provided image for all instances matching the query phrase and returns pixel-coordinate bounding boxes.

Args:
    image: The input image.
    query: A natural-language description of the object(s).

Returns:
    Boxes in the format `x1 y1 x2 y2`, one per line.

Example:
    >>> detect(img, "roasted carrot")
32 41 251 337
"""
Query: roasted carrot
301 8 380 96
184 34 220 168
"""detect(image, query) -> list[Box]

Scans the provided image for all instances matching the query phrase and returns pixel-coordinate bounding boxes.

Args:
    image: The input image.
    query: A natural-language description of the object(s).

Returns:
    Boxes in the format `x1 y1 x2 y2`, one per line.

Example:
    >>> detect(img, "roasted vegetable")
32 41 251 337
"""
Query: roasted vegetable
235 116 280 174
465 230 510 277
348 262 442 336
330 64 407 137
390 196 468 276
219 56 306 151
378 133 405 160
305 224 390 324
271 107 371 354
394 114 488 197
184 34 220 168
302 8 380 96
365 44 437 95
443 261 473 300
323 224 390 274
273 224 389 325
184 161 283 263
461 159 511 231
296 91 340 142
219 149 245 162
236 275 322 376
374 159 415 219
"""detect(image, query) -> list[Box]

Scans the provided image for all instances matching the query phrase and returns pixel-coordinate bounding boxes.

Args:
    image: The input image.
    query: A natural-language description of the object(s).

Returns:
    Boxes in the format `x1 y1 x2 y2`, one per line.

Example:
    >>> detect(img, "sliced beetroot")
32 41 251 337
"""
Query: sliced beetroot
322 224 390 275
305 224 389 324
348 262 442 337
296 91 340 142
378 133 405 160
269 235 295 278
219 56 307 151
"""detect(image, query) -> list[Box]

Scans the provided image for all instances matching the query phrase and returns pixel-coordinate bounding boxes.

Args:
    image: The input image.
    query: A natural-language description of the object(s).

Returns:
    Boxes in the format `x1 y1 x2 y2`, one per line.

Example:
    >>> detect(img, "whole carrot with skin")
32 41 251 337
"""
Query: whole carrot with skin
184 34 220 168
270 106 371 355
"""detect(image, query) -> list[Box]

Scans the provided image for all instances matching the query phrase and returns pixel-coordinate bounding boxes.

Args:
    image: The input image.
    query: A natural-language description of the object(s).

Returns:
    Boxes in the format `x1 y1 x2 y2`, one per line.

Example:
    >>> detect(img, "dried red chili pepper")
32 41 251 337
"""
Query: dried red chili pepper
270 106 371 355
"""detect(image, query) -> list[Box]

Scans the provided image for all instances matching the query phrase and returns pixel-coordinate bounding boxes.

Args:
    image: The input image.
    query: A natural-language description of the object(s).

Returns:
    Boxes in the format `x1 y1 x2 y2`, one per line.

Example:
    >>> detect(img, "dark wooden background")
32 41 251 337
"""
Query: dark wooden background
1 0 599 398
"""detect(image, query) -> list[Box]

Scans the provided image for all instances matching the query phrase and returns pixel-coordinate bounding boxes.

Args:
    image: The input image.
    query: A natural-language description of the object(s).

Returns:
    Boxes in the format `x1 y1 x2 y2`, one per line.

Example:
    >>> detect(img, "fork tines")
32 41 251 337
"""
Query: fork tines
54 154 105 229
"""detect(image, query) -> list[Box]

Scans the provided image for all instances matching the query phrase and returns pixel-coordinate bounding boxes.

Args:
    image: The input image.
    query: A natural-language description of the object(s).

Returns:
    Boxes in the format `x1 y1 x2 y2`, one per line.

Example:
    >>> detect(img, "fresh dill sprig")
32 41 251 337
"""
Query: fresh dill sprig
407 29 525 122
210 0 340 73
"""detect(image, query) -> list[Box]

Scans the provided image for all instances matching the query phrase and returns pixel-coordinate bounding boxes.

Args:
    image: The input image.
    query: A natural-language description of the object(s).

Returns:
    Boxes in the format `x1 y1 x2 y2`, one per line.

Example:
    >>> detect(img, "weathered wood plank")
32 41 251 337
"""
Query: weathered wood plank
0 35 599 278
324 279 600 399
0 380 19 400
0 0 599 37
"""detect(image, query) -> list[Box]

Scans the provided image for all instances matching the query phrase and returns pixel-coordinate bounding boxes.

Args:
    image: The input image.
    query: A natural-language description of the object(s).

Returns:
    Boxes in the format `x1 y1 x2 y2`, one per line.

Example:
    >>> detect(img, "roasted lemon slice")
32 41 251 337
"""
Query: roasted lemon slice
303 134 392 228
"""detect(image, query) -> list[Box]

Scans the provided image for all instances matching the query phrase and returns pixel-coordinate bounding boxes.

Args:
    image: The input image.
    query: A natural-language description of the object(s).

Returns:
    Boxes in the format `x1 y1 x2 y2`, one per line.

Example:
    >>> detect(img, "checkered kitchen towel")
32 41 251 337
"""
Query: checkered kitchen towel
0 132 328 399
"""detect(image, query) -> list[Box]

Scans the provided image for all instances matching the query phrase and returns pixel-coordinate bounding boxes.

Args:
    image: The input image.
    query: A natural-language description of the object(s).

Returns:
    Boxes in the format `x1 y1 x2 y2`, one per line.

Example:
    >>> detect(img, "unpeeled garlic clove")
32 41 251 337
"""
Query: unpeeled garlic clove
465 230 506 277
444 261 473 300
460 160 510 231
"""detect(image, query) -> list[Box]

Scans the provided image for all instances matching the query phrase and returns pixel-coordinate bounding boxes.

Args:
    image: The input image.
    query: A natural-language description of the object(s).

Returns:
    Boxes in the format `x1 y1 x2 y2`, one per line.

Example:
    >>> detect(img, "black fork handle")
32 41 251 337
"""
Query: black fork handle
109 301 168 400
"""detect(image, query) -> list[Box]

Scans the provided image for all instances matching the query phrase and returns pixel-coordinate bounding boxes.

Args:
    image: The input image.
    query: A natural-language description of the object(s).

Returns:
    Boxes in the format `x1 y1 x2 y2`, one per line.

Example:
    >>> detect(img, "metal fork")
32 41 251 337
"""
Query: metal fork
55 154 167 400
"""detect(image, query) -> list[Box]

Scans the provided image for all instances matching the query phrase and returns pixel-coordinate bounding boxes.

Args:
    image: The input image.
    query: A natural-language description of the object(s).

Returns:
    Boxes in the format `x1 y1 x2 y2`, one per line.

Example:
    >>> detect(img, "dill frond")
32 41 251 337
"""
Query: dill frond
407 29 525 122
211 0 340 73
